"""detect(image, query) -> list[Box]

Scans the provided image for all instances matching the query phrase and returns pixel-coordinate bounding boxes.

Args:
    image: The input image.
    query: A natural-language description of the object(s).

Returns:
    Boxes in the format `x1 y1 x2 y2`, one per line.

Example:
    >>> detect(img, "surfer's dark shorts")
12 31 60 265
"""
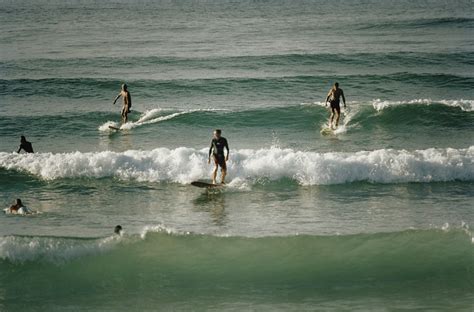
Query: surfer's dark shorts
213 154 227 170
330 100 341 113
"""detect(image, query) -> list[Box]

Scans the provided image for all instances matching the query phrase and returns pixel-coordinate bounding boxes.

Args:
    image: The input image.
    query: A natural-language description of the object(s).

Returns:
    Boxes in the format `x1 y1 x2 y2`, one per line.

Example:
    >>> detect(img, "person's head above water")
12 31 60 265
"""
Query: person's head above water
213 129 222 139
20 136 26 143
334 82 339 89
15 199 23 207
121 84 128 91
114 225 123 235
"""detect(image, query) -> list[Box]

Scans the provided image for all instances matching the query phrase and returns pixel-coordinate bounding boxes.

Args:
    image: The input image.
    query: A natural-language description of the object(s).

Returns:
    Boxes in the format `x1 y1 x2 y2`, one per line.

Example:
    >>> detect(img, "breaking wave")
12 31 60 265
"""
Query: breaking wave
0 146 472 185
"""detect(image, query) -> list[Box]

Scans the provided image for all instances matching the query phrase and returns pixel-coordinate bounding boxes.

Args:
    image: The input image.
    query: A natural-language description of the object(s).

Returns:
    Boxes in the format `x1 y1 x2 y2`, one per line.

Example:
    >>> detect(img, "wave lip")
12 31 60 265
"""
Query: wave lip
373 98 474 112
0 235 120 264
0 146 472 185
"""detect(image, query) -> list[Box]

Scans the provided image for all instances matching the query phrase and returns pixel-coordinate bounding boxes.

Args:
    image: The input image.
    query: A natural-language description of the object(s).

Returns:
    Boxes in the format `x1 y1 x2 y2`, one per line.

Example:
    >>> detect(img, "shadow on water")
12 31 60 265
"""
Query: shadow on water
192 191 227 226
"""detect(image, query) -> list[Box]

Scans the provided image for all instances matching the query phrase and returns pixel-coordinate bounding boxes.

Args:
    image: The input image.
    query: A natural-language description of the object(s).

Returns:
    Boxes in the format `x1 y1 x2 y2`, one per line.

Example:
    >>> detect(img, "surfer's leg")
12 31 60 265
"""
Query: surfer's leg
220 157 227 184
329 107 335 128
334 105 341 128
221 168 226 184
121 105 129 123
123 106 129 123
212 156 219 184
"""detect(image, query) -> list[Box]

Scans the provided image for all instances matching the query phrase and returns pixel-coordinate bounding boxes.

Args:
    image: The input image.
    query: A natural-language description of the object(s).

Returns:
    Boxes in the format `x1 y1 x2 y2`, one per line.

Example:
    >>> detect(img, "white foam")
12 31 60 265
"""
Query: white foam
3 206 37 215
99 108 227 131
372 98 474 112
332 106 357 134
1 146 472 185
0 235 120 264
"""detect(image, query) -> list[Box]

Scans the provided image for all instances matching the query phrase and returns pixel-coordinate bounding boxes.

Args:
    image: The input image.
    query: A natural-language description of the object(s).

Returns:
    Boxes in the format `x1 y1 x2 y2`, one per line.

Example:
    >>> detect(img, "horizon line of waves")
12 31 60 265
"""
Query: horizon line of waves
356 16 474 30
2 51 473 69
1 73 472 98
0 146 472 185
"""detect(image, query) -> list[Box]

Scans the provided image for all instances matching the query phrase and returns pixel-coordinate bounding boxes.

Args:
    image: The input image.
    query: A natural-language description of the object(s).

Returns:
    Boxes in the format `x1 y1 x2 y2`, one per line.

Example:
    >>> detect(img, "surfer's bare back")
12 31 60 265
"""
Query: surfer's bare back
325 82 346 129
113 84 132 123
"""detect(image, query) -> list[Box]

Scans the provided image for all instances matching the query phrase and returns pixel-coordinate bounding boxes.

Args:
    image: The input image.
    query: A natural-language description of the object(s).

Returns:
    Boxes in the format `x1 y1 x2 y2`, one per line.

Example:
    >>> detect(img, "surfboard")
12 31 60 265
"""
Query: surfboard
320 125 335 135
109 126 121 131
191 181 225 188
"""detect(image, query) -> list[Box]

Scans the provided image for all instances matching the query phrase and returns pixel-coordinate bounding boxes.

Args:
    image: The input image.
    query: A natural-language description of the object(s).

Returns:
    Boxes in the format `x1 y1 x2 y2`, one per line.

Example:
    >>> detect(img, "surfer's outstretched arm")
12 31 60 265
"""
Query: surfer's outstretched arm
113 93 121 104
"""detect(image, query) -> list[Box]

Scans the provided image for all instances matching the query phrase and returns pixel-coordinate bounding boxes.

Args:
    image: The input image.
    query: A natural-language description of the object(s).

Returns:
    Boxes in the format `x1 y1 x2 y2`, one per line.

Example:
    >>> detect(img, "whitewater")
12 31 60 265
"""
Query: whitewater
0 146 472 185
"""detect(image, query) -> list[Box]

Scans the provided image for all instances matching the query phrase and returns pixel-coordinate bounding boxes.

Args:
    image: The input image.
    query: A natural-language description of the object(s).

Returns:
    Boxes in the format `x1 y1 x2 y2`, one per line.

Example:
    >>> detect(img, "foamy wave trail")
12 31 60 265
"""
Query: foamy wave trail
0 146 472 185
1 229 472 291
0 235 121 264
98 108 226 131
372 98 474 112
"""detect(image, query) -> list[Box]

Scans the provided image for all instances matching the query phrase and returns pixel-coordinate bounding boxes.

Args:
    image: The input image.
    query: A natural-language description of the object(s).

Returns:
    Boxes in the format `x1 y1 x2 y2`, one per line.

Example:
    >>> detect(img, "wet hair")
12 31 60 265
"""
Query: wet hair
334 82 339 88
114 225 123 235
214 129 222 135
15 199 22 206
122 84 128 91
20 136 26 142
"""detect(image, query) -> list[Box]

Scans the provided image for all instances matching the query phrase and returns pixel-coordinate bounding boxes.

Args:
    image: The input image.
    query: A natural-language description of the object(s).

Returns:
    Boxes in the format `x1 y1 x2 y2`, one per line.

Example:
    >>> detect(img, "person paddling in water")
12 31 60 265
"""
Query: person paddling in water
17 136 34 153
325 82 346 129
113 84 132 123
208 129 229 185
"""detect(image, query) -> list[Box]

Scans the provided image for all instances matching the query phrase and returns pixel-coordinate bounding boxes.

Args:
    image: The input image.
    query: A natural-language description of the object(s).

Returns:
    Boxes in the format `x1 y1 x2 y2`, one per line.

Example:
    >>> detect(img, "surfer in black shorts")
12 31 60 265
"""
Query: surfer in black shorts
208 129 229 185
325 82 346 129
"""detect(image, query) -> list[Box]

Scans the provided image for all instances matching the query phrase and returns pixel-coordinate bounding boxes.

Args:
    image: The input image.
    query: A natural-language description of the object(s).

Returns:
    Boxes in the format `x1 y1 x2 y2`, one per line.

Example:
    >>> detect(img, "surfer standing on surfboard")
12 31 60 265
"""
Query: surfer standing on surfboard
208 129 229 185
113 84 132 123
325 82 346 129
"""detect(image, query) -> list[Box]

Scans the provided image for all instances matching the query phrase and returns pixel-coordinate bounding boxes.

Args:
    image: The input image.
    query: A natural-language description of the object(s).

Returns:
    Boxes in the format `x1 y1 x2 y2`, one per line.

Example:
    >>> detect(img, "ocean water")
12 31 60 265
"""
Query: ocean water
1 0 473 311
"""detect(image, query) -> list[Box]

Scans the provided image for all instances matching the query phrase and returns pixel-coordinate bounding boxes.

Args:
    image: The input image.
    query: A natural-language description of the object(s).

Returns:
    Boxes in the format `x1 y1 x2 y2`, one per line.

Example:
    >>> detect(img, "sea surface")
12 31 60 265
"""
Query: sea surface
0 0 473 311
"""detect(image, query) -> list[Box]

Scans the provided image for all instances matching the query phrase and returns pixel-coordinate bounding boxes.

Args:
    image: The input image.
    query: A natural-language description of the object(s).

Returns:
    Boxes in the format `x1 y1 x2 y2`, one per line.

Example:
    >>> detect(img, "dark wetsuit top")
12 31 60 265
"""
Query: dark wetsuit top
209 137 229 168
18 141 34 153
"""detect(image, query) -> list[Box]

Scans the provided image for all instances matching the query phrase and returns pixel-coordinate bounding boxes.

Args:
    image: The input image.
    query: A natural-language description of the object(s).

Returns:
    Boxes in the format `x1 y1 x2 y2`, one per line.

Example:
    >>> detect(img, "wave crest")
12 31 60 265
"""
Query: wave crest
0 146 472 185
372 98 474 112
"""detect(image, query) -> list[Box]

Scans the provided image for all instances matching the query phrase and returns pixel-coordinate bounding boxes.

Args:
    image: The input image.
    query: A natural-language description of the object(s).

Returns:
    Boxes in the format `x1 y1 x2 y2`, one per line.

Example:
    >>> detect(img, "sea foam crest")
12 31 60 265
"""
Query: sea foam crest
0 235 120 264
99 108 227 131
0 146 472 185
372 99 474 112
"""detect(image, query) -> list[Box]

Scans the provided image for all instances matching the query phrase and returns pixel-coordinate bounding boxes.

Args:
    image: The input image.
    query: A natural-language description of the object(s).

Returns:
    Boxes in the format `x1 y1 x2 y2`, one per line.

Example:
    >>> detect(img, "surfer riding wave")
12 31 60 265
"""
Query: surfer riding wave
325 82 346 129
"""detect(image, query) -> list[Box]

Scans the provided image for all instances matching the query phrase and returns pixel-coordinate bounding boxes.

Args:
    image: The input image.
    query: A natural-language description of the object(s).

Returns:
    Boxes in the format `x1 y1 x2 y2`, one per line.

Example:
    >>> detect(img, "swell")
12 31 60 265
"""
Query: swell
357 17 474 30
0 146 472 185
2 51 472 73
1 229 473 291
1 73 472 99
1 100 472 138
